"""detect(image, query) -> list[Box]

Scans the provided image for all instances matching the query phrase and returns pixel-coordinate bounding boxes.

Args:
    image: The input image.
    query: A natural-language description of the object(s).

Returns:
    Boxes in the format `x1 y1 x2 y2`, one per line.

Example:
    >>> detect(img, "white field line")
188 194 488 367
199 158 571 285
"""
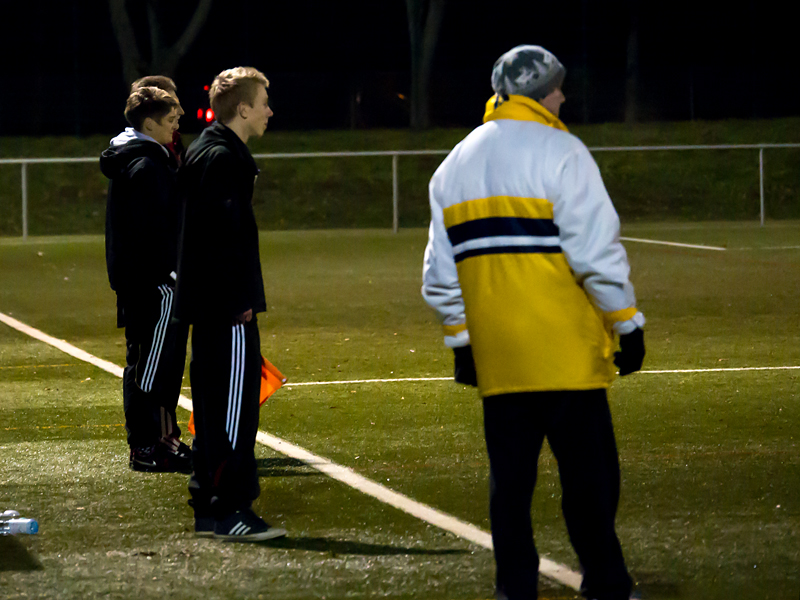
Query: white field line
620 236 727 251
640 365 800 374
0 312 124 377
0 310 581 591
279 365 800 387
287 376 452 386
733 245 800 251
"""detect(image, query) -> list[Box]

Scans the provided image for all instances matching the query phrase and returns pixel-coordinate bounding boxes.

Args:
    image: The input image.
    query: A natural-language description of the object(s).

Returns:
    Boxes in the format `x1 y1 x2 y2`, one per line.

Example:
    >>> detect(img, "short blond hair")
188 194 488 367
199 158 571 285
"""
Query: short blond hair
124 87 177 131
209 67 269 124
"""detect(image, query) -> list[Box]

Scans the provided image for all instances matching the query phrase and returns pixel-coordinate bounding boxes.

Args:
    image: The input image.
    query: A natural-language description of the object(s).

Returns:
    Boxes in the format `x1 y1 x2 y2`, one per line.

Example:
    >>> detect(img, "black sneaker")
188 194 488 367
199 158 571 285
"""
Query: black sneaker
194 516 215 538
213 509 287 542
129 445 159 472
160 436 193 472
129 444 192 474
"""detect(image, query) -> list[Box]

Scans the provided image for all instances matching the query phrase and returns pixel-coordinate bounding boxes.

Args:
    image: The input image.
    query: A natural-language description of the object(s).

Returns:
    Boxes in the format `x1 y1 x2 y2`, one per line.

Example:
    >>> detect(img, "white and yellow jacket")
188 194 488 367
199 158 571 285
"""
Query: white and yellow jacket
422 94 644 397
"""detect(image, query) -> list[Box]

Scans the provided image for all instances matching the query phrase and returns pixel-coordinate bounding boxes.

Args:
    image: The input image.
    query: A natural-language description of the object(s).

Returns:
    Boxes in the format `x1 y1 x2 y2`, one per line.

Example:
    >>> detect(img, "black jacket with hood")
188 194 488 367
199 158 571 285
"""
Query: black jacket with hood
100 129 179 321
174 121 267 323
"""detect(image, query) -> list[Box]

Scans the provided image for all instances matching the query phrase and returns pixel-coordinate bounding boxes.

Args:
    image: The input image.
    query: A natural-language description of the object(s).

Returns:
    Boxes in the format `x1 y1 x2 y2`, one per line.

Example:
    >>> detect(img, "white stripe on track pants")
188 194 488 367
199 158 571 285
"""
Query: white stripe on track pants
188 316 262 517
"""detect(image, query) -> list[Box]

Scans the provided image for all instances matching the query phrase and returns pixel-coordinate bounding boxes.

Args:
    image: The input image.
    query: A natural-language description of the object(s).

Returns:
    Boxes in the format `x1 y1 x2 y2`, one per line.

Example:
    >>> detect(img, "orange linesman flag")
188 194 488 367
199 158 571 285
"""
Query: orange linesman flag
187 356 287 435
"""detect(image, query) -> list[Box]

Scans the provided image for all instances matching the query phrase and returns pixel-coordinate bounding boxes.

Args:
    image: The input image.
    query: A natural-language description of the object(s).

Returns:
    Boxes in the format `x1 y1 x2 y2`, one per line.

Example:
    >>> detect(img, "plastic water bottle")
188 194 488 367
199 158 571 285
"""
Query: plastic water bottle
1 511 38 535
1 518 39 535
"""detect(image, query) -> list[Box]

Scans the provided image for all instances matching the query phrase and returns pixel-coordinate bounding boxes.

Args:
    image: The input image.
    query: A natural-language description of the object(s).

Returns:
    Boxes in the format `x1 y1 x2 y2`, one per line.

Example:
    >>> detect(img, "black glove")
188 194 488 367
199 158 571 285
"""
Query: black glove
453 345 478 387
614 327 645 376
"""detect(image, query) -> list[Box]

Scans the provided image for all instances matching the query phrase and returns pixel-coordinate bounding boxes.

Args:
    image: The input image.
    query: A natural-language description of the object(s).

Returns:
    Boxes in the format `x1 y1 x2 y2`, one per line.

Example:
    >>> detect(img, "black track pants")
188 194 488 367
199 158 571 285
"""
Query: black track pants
122 285 188 448
188 317 261 519
482 389 633 600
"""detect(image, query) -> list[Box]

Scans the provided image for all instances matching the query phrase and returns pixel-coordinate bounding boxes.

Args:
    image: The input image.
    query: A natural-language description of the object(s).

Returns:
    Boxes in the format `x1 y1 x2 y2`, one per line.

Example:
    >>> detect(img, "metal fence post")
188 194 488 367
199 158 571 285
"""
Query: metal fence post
759 147 765 226
392 153 399 233
21 162 28 240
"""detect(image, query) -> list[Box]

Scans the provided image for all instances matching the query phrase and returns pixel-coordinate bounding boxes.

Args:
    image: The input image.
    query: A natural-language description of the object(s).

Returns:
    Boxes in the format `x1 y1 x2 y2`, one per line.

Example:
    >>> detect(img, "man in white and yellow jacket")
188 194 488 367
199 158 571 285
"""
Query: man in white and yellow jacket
422 45 643 600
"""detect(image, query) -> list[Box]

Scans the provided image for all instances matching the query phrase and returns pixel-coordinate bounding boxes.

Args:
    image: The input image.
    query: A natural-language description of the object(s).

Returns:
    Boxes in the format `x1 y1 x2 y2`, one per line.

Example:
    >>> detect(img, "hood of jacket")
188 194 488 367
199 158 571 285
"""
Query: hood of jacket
99 128 170 179
483 94 569 132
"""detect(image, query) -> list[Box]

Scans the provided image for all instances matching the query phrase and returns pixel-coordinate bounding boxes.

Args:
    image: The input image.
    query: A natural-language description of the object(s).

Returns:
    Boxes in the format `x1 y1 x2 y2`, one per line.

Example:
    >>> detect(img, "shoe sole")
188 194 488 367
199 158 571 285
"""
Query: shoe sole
214 527 287 542
130 462 160 472
130 463 192 474
195 531 215 538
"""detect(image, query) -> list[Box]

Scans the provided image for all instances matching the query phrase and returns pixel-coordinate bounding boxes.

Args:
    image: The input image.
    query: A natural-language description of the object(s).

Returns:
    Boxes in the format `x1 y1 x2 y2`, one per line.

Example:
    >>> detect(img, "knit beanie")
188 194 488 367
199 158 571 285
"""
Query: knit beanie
491 45 566 102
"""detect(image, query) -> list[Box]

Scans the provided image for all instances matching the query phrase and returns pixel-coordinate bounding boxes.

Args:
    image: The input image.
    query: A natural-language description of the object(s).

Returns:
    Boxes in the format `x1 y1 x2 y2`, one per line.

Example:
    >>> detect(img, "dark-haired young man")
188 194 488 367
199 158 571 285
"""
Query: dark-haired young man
131 76 186 166
175 67 286 541
101 86 192 473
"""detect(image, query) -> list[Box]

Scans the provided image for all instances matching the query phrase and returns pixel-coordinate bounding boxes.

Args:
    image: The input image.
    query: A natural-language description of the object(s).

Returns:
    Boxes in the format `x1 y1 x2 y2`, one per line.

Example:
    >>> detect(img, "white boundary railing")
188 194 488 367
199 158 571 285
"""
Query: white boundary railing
2 143 799 239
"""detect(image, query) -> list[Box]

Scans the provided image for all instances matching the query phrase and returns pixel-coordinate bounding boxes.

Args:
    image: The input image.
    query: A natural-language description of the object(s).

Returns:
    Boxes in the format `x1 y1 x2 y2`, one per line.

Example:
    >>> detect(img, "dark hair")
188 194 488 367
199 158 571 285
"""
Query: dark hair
123 87 178 131
131 75 177 94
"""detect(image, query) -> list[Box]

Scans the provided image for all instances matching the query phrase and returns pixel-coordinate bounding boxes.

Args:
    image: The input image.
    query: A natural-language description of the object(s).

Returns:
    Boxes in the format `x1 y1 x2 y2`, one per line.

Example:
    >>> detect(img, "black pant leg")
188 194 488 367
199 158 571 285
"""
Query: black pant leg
123 334 159 448
189 317 261 519
483 394 546 600
122 292 161 448
545 389 633 600
122 285 188 447
152 317 189 441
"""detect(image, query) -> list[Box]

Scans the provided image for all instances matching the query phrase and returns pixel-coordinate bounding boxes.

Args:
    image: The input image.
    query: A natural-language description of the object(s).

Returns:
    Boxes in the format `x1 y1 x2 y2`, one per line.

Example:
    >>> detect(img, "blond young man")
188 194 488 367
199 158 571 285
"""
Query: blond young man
101 87 191 473
175 67 285 541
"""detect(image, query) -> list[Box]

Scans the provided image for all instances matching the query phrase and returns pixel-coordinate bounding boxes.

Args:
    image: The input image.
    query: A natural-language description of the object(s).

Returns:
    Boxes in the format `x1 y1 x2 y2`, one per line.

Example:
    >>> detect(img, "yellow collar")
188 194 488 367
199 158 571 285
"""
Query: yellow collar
483 94 569 132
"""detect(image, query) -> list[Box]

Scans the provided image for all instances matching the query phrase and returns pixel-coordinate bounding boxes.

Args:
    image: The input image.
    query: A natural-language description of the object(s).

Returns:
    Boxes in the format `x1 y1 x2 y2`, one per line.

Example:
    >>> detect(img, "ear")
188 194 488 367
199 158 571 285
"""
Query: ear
142 116 156 133
237 101 249 120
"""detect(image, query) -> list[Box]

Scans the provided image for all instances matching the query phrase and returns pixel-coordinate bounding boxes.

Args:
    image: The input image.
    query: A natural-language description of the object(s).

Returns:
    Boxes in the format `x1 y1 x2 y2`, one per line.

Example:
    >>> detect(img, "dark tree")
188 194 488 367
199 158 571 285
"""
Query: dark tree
405 0 446 129
109 0 214 85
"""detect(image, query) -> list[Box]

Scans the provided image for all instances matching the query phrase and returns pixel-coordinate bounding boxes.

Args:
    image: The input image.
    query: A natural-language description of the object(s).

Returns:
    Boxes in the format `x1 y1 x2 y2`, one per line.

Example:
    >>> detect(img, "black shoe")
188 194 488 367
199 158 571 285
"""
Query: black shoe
129 444 191 474
158 437 192 473
213 509 287 542
188 497 214 538
194 516 214 538
130 445 159 472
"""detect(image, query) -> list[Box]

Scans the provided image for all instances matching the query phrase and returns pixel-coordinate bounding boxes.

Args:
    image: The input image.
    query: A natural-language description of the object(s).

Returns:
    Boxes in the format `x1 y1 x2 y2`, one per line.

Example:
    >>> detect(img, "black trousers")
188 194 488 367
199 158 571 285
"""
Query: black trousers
188 317 262 519
482 389 633 600
122 285 188 448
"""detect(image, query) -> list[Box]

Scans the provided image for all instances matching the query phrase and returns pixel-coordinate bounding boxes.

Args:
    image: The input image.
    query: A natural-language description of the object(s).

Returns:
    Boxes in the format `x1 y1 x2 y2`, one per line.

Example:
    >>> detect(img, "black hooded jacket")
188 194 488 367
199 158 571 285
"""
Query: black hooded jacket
174 121 267 322
100 136 179 304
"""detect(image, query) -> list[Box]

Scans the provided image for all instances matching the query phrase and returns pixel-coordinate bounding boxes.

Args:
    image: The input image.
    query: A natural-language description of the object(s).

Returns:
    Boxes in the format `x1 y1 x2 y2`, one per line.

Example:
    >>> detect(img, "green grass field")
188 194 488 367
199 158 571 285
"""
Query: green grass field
1 224 799 599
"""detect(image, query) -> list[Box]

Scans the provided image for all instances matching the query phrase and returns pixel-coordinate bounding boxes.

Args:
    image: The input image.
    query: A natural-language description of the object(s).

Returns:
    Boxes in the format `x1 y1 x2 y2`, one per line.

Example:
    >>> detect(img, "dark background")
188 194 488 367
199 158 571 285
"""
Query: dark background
2 0 798 136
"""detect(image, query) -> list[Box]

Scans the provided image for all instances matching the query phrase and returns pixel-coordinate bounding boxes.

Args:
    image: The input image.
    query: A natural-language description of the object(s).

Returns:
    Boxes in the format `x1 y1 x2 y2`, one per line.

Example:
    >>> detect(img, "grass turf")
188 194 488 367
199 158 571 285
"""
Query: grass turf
1 224 799 599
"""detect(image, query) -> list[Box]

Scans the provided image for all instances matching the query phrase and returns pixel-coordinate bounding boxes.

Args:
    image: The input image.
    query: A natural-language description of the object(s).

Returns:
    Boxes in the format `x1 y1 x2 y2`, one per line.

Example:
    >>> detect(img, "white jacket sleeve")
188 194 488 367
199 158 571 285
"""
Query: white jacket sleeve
550 144 645 334
421 179 470 348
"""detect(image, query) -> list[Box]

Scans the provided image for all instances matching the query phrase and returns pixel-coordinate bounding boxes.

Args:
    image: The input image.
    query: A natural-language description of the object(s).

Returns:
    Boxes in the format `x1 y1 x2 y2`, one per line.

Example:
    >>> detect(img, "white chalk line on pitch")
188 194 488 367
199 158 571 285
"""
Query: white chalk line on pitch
621 236 800 252
620 236 727 251
272 365 800 387
0 310 582 591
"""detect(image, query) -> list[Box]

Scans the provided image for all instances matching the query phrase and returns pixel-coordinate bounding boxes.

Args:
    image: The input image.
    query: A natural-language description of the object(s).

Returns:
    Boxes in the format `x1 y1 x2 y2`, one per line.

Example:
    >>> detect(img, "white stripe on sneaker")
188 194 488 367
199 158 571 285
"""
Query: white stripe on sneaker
231 522 248 535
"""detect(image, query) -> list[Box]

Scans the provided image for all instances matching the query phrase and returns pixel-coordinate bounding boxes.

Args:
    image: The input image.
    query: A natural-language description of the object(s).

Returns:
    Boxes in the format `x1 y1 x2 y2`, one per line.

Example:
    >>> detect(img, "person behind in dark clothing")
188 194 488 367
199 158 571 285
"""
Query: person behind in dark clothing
130 76 186 166
101 86 192 473
175 67 286 542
